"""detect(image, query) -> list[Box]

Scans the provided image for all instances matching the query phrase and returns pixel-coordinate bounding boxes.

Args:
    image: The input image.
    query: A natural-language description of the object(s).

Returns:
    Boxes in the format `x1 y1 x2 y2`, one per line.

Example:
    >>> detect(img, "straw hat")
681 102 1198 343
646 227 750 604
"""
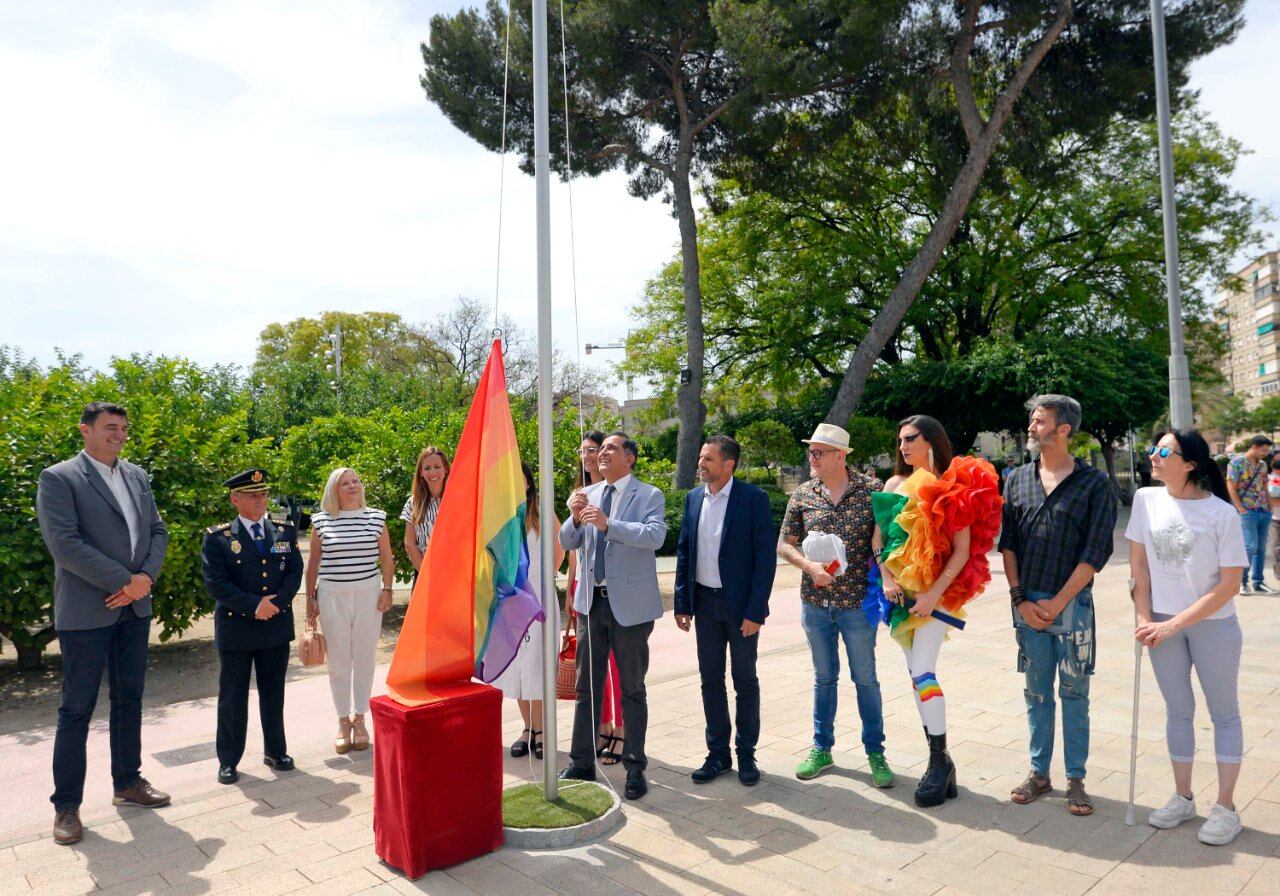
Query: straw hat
802 424 852 454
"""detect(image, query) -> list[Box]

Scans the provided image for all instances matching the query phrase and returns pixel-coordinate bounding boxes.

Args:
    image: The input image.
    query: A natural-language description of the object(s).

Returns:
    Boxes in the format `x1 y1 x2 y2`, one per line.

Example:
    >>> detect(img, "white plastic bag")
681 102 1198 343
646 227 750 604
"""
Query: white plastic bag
801 531 847 577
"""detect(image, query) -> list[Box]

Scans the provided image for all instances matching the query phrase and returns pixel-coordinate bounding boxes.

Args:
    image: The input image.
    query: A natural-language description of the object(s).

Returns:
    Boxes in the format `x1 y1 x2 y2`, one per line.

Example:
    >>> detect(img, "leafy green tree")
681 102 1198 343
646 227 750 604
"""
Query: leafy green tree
736 419 798 467
1248 396 1280 441
421 0 902 488
712 0 1244 424
251 311 453 438
626 108 1258 414
845 417 898 467
0 352 272 667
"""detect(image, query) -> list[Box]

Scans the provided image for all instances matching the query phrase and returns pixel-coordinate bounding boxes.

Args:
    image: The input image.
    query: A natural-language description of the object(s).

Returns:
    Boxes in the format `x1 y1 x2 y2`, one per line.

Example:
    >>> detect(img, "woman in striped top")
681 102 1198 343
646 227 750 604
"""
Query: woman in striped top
305 467 394 754
401 446 450 575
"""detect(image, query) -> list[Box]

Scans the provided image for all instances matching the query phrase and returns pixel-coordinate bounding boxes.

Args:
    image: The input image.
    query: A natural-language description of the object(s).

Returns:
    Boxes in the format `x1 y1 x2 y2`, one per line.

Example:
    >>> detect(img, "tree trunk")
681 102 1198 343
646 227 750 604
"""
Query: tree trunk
671 165 707 489
1099 441 1123 498
15 642 44 670
824 2 1073 426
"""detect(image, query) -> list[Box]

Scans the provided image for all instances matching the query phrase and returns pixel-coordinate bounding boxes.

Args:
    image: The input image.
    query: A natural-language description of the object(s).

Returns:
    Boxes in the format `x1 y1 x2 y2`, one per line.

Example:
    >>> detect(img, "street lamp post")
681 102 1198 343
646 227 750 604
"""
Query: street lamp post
325 321 344 411
585 340 633 401
1151 0 1194 429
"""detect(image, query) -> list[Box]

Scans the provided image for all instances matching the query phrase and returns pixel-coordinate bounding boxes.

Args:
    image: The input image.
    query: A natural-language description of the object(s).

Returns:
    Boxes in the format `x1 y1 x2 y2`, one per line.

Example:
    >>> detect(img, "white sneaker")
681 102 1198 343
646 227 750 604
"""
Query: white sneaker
1254 582 1276 594
1240 583 1257 595
1148 792 1197 829
1198 803 1242 845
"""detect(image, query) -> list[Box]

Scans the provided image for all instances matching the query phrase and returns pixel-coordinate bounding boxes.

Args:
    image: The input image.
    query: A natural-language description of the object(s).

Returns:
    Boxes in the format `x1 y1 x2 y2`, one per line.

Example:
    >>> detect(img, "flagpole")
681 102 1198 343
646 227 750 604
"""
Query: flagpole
531 0 558 802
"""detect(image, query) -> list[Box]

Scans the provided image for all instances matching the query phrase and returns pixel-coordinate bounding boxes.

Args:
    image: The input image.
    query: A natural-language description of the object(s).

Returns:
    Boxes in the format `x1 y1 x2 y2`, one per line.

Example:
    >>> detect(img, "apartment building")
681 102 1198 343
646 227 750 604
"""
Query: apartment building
1219 249 1280 409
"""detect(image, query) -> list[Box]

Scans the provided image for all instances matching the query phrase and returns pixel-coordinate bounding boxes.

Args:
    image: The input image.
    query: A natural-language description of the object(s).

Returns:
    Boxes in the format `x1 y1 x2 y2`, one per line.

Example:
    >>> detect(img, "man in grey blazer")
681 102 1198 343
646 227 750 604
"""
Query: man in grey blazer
558 431 666 799
36 401 171 845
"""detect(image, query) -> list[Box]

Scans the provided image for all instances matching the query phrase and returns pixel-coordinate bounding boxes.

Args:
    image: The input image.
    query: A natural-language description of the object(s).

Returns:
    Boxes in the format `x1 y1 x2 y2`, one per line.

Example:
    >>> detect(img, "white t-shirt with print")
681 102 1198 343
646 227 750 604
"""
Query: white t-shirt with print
1125 486 1247 619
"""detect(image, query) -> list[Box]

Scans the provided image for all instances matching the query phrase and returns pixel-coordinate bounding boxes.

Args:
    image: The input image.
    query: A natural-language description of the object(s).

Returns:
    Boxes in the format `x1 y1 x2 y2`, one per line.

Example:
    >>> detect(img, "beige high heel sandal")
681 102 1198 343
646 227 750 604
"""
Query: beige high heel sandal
351 715 370 751
335 717 352 755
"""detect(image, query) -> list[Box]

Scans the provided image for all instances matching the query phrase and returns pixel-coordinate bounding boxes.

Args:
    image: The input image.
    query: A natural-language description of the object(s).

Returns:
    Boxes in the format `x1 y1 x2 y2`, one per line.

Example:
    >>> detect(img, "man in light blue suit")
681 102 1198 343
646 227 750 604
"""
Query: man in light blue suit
558 431 666 800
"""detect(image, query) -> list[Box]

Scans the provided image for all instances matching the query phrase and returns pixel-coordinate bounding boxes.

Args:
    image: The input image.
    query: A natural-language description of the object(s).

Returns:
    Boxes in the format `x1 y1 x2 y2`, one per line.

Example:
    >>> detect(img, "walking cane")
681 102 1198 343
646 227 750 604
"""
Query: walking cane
1125 577 1142 826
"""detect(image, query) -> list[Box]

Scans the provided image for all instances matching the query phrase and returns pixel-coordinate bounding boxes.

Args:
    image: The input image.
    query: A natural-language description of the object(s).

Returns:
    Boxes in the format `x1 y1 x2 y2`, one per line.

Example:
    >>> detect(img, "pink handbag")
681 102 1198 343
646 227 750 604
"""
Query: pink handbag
297 618 327 667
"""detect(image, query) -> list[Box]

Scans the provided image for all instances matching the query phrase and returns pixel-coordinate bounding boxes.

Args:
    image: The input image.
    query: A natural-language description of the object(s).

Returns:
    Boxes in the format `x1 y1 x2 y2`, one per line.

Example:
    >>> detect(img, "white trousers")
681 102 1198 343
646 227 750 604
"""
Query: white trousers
316 578 382 716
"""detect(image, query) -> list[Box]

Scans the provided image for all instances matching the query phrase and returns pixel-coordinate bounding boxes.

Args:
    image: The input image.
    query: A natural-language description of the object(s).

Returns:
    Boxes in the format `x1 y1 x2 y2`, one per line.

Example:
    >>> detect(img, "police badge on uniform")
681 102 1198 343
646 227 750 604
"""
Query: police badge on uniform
230 540 242 554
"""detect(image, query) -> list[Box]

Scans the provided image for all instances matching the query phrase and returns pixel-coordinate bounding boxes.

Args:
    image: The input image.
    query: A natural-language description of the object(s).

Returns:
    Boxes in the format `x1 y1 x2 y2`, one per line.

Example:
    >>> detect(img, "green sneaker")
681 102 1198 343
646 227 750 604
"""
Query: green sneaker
795 749 834 780
868 752 895 788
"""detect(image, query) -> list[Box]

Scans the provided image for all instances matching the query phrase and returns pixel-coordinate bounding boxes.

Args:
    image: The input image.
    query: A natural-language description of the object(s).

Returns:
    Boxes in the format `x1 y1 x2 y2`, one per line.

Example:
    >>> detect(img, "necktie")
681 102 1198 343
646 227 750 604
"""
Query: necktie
592 485 615 584
251 522 266 555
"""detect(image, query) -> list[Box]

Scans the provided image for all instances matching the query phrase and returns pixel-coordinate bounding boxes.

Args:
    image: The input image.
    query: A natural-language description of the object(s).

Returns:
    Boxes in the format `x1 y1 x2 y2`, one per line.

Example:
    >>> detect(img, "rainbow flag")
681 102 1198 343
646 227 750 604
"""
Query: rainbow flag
386 340 545 705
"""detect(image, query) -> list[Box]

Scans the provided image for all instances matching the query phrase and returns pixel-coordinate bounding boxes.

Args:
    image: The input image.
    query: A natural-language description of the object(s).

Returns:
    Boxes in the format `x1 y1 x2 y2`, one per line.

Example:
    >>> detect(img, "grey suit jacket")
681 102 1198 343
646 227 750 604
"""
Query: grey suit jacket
37 451 169 631
559 476 666 627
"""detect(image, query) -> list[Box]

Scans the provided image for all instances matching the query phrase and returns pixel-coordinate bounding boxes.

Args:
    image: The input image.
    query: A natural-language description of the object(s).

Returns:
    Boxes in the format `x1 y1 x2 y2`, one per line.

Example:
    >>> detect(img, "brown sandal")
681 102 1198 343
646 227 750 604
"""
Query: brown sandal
1010 772 1051 804
1066 777 1093 816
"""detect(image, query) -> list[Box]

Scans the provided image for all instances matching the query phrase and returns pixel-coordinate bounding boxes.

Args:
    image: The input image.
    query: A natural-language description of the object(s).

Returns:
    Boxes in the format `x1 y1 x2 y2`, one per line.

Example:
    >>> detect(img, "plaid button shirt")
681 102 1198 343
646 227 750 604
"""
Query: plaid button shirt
998 458 1118 594
782 467 882 609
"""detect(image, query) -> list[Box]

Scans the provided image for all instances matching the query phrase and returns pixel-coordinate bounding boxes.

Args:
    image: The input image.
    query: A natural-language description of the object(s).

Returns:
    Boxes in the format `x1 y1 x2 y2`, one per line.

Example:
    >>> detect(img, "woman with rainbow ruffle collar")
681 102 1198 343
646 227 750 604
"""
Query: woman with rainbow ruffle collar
869 415 1003 808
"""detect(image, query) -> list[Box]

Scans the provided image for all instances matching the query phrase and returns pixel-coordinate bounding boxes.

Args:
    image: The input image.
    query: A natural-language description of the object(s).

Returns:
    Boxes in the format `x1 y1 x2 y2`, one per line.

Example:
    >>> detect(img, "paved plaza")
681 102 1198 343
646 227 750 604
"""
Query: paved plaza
2 545 1279 896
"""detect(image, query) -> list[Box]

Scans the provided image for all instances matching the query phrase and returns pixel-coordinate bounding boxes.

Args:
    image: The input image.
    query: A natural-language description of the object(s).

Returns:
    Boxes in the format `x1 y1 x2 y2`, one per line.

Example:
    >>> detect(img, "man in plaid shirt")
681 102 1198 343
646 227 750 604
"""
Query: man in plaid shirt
999 395 1117 818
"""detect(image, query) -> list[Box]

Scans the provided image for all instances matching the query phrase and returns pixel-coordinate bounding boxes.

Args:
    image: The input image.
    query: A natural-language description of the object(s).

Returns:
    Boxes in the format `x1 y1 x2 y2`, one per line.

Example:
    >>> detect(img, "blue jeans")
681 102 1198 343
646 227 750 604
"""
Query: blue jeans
1240 508 1270 587
51 609 150 809
1014 590 1094 780
801 601 885 755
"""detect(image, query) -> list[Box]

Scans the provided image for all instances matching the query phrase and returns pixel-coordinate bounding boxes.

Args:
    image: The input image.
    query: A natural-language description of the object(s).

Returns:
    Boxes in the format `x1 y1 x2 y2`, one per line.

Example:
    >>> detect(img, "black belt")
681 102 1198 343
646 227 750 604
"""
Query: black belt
593 585 609 598
695 584 724 596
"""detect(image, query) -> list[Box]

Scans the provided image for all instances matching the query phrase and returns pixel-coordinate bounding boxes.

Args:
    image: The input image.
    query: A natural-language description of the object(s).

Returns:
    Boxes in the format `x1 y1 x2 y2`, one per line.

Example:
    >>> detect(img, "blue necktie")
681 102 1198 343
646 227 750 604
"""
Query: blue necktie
251 522 266 555
592 485 615 583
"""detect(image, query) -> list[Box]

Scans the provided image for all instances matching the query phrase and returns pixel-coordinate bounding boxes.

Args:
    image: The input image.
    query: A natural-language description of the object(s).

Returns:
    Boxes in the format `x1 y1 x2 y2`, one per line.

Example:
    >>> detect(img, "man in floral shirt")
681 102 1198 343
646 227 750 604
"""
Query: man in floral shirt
778 424 892 787
1226 435 1274 594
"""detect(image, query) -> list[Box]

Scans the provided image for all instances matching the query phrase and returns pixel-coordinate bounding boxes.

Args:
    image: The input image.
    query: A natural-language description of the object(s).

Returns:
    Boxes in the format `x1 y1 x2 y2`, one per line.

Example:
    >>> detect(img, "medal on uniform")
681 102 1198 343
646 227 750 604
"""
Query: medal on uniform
231 540 242 554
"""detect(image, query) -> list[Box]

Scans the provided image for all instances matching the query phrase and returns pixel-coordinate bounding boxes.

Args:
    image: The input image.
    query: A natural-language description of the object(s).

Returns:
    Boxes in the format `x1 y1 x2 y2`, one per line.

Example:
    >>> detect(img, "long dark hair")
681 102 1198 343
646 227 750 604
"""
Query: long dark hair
893 415 955 477
521 461 540 534
410 446 451 525
1161 428 1230 503
573 430 606 490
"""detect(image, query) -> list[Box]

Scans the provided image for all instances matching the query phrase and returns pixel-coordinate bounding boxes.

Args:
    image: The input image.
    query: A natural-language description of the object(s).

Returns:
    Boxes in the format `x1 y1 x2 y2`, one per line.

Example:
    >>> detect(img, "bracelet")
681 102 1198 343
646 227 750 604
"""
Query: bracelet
1010 585 1027 607
381 586 393 593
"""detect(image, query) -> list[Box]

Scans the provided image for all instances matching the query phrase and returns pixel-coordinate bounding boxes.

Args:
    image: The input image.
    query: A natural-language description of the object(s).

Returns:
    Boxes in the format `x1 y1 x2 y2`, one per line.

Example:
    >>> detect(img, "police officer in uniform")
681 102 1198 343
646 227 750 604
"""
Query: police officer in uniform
202 469 302 785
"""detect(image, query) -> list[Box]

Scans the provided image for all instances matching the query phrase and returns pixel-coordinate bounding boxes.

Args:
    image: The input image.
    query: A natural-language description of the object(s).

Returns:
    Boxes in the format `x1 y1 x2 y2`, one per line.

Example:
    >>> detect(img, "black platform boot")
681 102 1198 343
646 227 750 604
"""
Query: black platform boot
914 729 957 808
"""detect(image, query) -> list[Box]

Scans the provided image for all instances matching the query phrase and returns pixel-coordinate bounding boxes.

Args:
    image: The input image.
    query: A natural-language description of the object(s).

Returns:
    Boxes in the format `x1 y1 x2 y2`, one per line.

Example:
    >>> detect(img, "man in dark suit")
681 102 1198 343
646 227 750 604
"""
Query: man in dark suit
674 435 777 786
36 401 171 846
202 469 303 785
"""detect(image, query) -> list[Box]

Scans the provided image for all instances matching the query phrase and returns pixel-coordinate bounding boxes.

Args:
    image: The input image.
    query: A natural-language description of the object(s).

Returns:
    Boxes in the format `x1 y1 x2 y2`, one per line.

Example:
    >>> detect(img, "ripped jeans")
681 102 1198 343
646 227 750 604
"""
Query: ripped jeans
1014 589 1095 780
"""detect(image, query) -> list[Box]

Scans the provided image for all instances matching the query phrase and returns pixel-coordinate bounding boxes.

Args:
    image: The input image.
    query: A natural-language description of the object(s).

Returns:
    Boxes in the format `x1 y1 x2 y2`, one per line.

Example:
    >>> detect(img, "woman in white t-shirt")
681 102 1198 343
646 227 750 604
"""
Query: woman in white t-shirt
1126 428 1247 846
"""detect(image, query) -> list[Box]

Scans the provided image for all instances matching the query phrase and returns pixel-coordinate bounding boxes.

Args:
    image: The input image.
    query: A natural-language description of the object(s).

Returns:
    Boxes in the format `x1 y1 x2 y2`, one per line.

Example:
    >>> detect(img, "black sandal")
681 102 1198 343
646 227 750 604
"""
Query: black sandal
530 729 543 760
598 734 622 766
510 728 531 758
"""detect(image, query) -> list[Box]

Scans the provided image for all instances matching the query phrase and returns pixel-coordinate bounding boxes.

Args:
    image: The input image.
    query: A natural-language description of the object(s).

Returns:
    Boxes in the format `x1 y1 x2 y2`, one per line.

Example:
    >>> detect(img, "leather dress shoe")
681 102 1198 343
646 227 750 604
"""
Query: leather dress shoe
53 808 83 845
263 754 295 771
738 756 760 786
558 764 596 782
112 778 170 808
217 765 239 785
625 770 648 800
691 756 732 784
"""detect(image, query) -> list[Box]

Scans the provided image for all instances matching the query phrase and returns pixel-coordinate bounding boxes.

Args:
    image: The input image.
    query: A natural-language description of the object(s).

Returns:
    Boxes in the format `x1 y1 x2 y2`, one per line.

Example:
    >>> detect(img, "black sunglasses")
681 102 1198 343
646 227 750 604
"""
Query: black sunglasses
1148 446 1183 459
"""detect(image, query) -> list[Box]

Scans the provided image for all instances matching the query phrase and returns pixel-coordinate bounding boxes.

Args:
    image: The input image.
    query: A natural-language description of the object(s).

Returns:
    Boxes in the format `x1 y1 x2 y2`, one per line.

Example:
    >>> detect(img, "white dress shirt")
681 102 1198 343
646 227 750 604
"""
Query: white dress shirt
239 514 268 542
87 453 139 555
695 476 733 588
589 473 631 586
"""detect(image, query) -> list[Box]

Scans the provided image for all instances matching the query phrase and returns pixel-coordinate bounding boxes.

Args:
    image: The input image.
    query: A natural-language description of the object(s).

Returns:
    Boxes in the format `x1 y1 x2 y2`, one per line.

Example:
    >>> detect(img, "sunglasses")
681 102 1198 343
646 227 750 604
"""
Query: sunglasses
1148 446 1183 459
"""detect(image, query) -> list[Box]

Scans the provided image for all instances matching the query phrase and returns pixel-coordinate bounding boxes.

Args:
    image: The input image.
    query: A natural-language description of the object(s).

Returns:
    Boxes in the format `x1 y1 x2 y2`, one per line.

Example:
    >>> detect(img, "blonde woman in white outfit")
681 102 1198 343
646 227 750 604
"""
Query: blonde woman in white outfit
306 468 394 754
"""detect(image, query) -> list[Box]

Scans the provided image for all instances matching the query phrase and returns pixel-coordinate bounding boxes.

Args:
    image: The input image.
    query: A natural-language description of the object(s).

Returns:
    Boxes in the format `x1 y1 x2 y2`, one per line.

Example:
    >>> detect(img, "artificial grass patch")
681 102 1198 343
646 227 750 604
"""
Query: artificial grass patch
502 781 614 829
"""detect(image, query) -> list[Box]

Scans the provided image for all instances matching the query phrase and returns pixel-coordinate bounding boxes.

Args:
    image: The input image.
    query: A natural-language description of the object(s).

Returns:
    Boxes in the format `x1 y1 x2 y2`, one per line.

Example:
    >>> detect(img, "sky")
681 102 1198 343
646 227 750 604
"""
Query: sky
2 0 1277 392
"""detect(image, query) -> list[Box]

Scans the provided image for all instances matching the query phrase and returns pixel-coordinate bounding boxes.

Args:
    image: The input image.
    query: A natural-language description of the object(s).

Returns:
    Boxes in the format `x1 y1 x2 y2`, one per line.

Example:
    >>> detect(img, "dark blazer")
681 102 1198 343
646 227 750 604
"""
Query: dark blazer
202 517 303 651
674 479 777 625
36 451 168 631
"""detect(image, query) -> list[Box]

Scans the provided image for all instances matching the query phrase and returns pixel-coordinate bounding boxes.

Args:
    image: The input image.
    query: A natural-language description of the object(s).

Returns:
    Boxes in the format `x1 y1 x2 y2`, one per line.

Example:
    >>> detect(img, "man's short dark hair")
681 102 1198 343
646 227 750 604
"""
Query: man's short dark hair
81 401 128 426
1251 434 1273 448
607 430 639 461
704 435 740 467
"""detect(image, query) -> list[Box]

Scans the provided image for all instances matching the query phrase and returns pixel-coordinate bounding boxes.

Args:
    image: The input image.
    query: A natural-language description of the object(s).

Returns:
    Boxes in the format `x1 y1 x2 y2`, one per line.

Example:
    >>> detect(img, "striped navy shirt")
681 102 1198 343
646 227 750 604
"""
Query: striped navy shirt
312 507 386 583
